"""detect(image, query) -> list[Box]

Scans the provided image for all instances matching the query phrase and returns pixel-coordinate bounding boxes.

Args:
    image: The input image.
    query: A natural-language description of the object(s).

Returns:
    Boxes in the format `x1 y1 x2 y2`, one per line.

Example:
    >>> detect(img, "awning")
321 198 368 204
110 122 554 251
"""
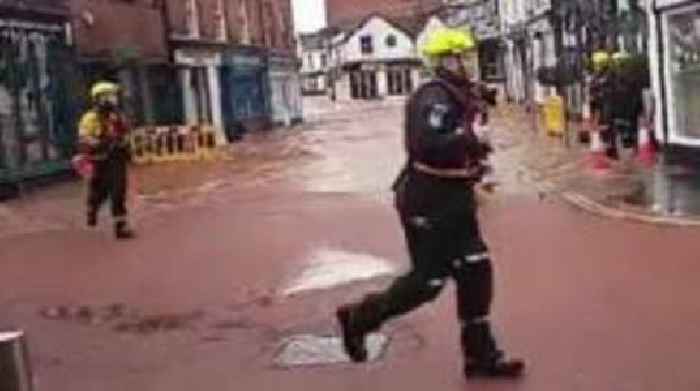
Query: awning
654 0 698 11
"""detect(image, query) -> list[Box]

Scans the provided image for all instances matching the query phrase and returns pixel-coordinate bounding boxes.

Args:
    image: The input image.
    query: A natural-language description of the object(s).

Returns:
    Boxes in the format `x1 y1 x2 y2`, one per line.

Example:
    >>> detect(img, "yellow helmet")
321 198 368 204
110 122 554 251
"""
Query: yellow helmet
592 51 611 66
612 51 630 63
90 81 120 100
422 28 477 58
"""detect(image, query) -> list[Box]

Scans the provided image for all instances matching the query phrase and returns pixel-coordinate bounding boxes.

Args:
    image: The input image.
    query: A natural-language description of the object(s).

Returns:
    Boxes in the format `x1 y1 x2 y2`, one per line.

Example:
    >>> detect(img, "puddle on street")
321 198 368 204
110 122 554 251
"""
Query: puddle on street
617 164 700 217
281 248 397 296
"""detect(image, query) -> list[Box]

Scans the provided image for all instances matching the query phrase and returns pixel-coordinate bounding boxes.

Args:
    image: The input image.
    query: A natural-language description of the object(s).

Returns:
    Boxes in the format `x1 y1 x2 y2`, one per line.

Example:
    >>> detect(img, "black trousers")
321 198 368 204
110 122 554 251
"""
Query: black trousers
87 152 129 221
352 169 499 361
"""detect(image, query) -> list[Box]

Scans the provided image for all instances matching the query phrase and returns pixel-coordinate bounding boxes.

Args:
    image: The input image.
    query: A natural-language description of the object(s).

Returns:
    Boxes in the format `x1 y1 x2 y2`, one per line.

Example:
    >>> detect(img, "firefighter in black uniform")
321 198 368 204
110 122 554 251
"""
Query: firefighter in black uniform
79 81 135 240
589 51 613 151
336 29 524 379
609 52 644 154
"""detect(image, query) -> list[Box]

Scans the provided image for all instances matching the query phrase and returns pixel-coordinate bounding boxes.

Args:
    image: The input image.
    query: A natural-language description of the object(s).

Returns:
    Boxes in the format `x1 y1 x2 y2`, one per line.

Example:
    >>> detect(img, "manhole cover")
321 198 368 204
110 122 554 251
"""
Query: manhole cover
275 333 389 367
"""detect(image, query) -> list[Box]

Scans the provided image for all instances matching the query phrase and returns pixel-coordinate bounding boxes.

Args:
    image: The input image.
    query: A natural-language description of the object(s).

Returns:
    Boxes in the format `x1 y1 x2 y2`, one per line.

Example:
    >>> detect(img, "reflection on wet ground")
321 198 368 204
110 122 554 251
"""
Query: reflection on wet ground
633 163 700 217
275 333 389 367
281 247 397 296
4 97 700 239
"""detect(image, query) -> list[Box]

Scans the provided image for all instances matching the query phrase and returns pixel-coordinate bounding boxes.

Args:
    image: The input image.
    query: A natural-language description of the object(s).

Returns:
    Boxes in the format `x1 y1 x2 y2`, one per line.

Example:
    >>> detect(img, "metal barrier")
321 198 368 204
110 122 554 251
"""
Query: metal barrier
130 125 219 165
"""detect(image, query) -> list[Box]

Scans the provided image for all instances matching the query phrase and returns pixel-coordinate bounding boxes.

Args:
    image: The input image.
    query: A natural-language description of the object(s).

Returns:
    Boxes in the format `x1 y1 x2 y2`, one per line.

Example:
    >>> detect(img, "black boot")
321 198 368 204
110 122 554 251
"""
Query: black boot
336 305 368 363
463 351 525 379
115 221 135 240
462 321 524 379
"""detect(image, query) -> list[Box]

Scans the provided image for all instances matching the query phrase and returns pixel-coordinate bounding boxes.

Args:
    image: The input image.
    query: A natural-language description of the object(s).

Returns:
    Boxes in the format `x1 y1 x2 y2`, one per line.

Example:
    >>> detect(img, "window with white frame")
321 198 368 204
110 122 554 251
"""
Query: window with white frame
386 34 397 48
664 5 700 141
360 35 374 54
215 0 226 41
186 0 200 38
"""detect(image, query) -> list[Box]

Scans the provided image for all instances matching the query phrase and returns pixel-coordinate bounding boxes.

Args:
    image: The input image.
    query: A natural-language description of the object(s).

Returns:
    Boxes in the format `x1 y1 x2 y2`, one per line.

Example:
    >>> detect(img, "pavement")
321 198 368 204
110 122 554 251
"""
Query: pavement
1 96 700 391
490 104 700 225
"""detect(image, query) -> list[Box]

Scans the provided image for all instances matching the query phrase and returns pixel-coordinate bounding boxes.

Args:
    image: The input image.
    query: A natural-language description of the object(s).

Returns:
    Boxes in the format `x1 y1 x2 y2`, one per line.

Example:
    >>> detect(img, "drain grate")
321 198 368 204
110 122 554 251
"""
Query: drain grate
275 333 389 367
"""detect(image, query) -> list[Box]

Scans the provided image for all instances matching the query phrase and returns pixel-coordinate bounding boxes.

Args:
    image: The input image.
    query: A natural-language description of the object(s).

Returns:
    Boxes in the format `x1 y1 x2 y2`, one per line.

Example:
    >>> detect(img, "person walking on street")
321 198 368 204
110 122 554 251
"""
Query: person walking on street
336 29 524 379
78 81 135 240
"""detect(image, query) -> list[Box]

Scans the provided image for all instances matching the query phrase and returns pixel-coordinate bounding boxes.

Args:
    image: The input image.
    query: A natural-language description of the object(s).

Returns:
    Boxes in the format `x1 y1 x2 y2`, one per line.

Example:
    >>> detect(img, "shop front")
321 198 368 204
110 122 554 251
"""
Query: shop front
221 47 270 140
0 13 78 192
651 0 700 149
173 48 226 145
267 53 303 126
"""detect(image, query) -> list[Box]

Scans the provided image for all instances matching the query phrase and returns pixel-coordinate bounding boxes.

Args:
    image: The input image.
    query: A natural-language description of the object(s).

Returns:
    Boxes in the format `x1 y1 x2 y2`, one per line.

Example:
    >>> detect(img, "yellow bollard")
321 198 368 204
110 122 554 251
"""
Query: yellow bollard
543 95 565 137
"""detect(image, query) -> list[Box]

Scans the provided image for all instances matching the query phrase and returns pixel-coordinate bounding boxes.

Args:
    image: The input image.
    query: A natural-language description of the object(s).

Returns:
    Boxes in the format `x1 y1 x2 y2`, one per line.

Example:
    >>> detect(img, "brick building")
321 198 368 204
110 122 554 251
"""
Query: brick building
165 0 228 142
164 0 300 140
71 0 168 62
69 0 174 128
326 0 444 27
1 0 300 195
266 0 303 127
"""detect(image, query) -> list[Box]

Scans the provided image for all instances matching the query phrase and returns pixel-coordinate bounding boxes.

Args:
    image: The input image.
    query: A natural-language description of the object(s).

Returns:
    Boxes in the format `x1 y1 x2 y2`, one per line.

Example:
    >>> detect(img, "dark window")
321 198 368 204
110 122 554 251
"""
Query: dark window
320 54 328 68
360 35 373 54
386 34 397 48
479 44 504 81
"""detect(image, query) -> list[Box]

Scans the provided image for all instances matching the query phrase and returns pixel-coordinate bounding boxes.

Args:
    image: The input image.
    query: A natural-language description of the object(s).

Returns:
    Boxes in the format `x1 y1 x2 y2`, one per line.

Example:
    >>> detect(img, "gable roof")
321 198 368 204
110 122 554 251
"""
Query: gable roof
326 0 445 28
298 32 325 50
337 11 446 43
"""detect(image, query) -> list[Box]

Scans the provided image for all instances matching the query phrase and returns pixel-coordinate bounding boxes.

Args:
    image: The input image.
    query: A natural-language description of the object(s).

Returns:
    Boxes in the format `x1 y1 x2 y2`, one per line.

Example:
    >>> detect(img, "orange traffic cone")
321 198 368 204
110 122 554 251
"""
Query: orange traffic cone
587 130 611 171
636 126 657 168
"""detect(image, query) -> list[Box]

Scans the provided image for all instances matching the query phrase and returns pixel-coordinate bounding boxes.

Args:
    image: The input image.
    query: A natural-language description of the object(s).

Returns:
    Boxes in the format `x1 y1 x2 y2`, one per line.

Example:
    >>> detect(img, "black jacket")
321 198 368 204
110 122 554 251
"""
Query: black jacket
403 77 489 170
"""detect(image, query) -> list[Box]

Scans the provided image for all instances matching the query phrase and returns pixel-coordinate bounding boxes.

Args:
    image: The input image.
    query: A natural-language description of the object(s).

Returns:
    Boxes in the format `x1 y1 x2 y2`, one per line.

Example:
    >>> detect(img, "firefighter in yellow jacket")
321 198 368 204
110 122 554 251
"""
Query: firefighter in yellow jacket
79 81 135 239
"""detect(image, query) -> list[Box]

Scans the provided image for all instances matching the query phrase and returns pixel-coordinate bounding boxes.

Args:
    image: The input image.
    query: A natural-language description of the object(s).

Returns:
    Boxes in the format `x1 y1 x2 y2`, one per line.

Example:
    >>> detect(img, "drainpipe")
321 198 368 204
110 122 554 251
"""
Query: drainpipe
652 0 669 149
160 0 175 64
551 0 571 147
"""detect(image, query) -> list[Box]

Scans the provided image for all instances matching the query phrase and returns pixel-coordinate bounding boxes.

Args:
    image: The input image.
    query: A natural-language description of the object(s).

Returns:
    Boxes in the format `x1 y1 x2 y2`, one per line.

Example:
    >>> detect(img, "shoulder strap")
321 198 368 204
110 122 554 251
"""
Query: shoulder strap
430 78 470 108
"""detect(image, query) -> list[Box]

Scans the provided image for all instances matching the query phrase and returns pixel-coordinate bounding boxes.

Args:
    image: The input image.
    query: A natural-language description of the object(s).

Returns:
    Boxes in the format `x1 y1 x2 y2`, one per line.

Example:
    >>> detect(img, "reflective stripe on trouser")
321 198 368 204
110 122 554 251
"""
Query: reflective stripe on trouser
344 170 500 362
454 259 500 361
345 217 493 336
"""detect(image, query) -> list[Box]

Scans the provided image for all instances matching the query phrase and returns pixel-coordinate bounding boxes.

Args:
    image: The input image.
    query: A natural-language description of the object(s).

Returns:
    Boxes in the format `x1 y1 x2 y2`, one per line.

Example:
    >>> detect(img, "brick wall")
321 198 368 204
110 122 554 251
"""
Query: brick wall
166 0 223 41
165 0 189 37
326 0 443 27
198 0 223 41
70 0 168 61
272 0 295 51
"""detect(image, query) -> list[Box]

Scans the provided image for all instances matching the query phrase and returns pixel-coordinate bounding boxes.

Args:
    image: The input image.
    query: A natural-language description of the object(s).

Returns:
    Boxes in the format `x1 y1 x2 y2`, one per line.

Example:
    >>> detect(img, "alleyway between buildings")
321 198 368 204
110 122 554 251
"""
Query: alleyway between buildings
2 97 700 391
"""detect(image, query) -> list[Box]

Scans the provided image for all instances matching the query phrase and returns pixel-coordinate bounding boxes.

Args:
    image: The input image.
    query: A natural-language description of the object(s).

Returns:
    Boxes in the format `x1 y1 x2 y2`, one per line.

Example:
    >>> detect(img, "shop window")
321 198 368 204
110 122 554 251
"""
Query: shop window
185 0 200 38
666 7 700 140
387 68 414 95
308 78 318 91
190 67 212 125
360 35 374 55
479 44 504 81
386 34 397 48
